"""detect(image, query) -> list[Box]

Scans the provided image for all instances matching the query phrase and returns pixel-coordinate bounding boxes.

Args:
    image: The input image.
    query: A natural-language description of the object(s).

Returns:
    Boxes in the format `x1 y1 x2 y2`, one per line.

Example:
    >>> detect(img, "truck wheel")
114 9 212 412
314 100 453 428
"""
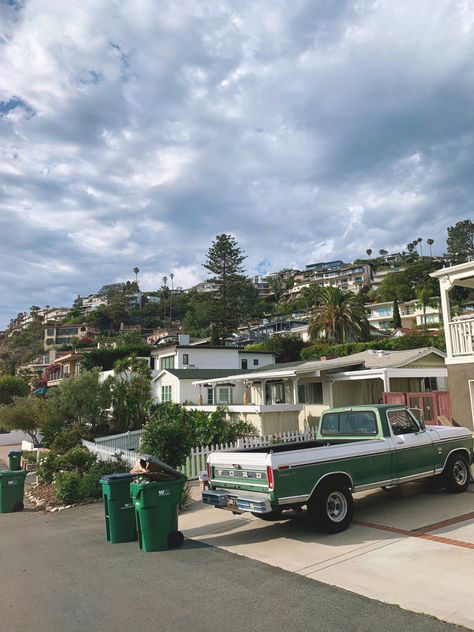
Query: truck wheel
443 454 470 493
307 482 354 534
251 509 284 521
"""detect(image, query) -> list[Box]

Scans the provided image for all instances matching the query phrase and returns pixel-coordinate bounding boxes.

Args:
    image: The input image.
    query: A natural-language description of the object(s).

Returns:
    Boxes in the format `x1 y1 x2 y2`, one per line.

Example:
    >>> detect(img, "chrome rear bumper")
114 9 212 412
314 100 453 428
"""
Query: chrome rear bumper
202 489 272 514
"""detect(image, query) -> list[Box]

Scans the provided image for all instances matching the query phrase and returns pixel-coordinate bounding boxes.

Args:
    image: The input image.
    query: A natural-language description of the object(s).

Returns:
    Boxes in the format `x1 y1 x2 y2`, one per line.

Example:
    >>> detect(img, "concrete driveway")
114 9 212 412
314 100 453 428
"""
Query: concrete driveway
180 481 474 629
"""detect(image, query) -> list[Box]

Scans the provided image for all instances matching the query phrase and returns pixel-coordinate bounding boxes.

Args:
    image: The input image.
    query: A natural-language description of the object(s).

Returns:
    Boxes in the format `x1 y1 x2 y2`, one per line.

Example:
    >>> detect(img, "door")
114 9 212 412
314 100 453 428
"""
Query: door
386 408 435 480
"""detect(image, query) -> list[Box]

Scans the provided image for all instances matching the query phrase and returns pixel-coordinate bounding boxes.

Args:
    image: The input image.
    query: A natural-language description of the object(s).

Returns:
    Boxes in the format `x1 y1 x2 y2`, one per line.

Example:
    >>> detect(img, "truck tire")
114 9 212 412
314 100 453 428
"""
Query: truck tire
307 482 354 534
443 454 470 493
251 509 284 521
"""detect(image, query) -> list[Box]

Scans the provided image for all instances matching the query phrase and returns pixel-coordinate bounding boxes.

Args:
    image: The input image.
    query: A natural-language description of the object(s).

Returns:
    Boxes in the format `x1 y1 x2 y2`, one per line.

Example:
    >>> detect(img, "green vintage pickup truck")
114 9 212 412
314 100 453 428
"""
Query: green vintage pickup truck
202 404 474 533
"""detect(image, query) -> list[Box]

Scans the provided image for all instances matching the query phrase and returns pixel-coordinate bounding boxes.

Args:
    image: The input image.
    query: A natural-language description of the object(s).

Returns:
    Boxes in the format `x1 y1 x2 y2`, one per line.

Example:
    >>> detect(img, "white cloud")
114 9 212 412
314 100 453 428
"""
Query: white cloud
1 0 474 326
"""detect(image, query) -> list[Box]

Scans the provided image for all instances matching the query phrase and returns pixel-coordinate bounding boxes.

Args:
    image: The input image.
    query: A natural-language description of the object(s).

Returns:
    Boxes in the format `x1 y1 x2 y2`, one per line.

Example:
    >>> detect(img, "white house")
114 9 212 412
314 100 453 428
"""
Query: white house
150 335 275 372
431 261 474 429
190 348 448 436
366 299 442 332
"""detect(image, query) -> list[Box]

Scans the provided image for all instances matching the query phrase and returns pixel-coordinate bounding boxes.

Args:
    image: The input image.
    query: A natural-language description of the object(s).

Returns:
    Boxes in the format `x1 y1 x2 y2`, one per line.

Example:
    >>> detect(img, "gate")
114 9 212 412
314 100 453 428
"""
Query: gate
382 391 452 424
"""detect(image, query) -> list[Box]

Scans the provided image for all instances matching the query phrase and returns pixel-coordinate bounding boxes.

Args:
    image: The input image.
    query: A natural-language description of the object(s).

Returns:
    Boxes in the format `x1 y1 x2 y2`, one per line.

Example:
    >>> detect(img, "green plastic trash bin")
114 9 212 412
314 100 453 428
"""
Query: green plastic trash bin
8 450 22 471
131 476 185 552
0 470 27 513
100 473 137 544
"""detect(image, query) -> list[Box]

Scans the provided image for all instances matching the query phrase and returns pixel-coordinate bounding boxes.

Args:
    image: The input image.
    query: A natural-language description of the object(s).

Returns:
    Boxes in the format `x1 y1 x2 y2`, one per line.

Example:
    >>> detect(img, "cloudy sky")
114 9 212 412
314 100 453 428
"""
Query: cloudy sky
1 0 473 327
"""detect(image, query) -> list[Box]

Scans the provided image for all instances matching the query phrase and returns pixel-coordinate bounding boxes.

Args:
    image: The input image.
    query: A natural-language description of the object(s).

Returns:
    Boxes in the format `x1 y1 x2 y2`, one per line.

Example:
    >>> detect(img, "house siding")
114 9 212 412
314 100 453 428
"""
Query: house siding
446 363 474 430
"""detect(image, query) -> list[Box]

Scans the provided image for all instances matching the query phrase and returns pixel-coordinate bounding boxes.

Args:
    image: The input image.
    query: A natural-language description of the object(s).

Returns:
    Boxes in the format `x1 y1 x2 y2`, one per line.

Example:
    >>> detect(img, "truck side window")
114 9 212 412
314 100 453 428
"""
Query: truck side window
387 410 419 436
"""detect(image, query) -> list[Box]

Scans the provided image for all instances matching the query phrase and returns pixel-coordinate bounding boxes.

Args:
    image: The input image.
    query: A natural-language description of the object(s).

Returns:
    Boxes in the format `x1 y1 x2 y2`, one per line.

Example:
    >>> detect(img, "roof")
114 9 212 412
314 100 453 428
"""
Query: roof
190 347 446 385
151 344 275 354
155 369 256 380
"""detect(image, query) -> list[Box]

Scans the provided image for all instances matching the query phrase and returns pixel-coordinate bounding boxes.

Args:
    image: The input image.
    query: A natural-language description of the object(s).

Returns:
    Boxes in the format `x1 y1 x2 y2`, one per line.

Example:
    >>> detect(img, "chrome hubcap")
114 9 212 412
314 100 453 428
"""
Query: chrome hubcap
453 461 468 486
326 491 348 522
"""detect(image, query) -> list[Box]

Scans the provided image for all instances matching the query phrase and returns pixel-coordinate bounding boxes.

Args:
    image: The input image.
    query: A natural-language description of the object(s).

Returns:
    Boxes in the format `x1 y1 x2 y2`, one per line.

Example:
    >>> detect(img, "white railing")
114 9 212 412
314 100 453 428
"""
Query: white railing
82 428 317 480
448 318 474 356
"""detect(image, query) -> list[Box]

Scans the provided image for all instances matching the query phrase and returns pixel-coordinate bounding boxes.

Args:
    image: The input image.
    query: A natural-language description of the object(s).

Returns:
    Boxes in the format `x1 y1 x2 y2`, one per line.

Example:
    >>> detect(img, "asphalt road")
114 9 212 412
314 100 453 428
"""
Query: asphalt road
0 503 462 632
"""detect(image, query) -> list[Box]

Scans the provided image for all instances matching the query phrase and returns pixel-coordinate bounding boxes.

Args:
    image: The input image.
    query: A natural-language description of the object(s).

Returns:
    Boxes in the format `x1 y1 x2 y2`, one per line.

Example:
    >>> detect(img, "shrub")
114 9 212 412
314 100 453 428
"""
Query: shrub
141 403 195 469
55 471 82 504
60 446 96 475
78 473 101 499
37 452 62 484
50 425 93 454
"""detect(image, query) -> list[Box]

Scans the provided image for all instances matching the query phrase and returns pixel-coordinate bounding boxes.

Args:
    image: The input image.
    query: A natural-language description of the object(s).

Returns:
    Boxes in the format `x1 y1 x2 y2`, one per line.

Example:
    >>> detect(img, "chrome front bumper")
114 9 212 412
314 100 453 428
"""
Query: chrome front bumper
202 489 273 514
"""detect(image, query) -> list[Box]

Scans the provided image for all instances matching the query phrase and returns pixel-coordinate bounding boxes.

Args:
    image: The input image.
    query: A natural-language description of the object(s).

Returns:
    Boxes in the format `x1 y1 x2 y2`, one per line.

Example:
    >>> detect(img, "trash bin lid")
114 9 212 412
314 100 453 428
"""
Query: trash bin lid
100 473 133 482
8 450 22 457
132 454 185 480
0 469 27 478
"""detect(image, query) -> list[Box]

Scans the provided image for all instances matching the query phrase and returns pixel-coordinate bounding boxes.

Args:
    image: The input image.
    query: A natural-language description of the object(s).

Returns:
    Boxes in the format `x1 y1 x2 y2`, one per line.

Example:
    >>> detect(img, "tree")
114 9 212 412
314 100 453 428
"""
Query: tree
377 271 413 302
392 299 401 329
379 249 388 257
417 237 423 256
366 249 372 258
427 238 434 257
203 234 247 343
133 267 140 283
0 375 29 405
309 287 370 343
0 397 40 442
107 356 151 432
245 335 306 362
415 285 438 326
446 219 474 263
49 367 112 434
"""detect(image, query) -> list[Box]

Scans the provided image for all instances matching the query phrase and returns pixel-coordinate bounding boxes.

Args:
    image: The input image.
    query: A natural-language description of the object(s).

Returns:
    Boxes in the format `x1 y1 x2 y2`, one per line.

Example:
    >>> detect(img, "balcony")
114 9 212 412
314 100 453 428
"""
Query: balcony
448 317 474 357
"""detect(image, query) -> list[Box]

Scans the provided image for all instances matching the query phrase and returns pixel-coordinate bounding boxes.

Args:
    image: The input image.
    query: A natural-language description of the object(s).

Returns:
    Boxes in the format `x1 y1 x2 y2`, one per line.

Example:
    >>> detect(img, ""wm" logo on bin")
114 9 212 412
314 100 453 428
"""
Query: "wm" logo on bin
158 489 170 496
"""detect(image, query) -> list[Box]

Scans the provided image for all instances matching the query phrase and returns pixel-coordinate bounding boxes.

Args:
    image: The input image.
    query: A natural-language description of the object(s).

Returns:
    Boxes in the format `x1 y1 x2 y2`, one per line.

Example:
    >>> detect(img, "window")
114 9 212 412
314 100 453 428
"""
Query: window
46 328 54 336
265 381 285 404
182 354 189 365
207 388 214 405
241 359 248 369
298 382 323 404
321 411 377 436
217 387 231 404
423 377 438 391
387 409 419 435
161 385 172 402
253 359 259 366
160 356 175 370
46 338 54 345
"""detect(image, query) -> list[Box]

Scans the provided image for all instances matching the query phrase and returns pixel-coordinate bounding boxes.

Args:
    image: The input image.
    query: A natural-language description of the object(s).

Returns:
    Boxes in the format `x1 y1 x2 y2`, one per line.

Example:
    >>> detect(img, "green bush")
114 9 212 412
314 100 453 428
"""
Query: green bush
37 453 62 484
59 446 96 475
50 425 93 454
55 471 82 504
78 473 101 499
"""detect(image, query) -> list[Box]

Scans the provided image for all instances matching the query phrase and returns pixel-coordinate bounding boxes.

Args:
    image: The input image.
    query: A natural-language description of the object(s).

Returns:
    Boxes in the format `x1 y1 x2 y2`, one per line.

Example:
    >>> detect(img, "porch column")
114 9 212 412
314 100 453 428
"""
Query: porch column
328 380 334 407
382 369 390 392
292 377 299 405
261 380 267 405
439 276 453 358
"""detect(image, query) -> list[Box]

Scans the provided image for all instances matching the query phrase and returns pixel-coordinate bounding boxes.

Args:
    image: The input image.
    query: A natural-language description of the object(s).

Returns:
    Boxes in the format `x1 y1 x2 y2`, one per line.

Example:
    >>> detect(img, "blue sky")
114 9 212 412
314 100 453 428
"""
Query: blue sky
1 0 474 328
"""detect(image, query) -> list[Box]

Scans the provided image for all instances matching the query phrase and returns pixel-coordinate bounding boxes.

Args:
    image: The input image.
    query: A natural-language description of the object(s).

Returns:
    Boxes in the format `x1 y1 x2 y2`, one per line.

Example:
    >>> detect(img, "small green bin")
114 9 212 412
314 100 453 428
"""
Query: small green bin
0 470 27 513
8 450 22 471
131 476 185 552
100 473 137 543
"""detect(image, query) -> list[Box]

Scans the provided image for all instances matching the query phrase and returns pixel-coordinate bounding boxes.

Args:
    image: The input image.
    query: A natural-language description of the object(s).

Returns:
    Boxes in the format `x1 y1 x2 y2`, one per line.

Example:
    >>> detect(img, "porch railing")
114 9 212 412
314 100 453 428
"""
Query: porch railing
82 427 317 480
448 318 474 356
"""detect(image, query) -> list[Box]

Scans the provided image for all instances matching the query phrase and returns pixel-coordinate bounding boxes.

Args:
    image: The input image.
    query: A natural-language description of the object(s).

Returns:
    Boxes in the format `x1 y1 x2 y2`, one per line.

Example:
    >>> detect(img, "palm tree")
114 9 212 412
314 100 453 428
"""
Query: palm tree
407 243 415 254
379 249 388 257
417 237 423 256
427 238 434 257
309 287 370 343
366 249 372 258
415 284 437 326
133 267 140 283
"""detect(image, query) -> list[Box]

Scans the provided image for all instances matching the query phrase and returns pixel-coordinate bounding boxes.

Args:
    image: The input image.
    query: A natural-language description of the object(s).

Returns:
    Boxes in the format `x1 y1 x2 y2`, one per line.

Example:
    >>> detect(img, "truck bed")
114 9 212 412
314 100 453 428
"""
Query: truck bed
231 438 366 454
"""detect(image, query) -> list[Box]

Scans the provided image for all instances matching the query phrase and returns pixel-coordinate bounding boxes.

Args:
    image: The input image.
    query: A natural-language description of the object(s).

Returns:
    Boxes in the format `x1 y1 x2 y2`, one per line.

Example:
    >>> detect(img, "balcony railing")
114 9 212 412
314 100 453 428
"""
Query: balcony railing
448 317 474 357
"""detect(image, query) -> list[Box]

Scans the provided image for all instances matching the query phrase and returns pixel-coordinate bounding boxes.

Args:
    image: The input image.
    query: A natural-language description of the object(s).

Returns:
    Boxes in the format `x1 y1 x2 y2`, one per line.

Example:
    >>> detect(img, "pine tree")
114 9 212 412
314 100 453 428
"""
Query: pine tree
392 299 402 329
203 234 247 343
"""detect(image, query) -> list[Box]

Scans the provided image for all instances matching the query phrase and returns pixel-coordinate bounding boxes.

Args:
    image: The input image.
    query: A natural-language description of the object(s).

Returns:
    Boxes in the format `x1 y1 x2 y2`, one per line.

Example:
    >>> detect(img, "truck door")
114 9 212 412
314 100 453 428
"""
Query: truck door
387 408 435 480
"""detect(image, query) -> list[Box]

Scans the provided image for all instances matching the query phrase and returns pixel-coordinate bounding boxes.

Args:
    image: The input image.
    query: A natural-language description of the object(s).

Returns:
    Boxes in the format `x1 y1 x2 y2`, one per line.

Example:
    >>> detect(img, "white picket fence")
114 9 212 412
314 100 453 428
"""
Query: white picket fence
94 429 144 451
82 428 317 481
